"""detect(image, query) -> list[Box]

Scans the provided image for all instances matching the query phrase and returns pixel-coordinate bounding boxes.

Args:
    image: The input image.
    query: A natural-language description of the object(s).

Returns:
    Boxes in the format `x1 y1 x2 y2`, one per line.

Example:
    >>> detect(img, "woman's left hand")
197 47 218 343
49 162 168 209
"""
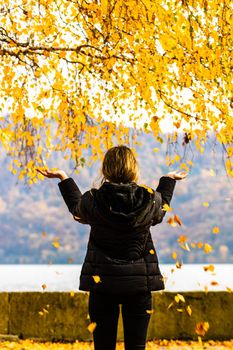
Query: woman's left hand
36 168 69 181
165 171 188 180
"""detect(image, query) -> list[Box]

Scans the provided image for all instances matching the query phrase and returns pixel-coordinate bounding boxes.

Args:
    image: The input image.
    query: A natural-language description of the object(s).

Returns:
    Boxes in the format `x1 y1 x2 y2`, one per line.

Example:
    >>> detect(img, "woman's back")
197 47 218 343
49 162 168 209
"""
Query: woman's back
37 144 187 350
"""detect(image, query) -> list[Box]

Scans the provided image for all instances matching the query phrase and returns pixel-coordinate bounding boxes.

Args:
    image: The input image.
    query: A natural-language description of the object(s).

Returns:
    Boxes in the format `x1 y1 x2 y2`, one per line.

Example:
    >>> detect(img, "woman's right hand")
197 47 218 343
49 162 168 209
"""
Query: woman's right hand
36 168 69 181
165 171 188 180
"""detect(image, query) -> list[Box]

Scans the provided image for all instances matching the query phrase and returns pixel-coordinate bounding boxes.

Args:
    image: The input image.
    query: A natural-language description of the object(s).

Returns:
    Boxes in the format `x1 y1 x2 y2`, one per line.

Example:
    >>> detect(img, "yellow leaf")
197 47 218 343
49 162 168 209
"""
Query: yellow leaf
162 204 172 212
167 217 176 227
210 281 218 286
177 235 187 243
212 226 220 234
226 287 232 293
186 305 192 316
87 322 97 333
203 202 210 207
146 309 154 314
38 311 44 316
174 154 181 162
203 264 215 272
176 261 182 269
204 243 213 254
59 51 66 58
171 251 177 260
70 291 75 297
195 321 209 336
149 249 155 255
167 302 174 309
174 293 185 303
41 283 46 290
174 214 182 226
52 241 60 249
140 184 153 194
92 275 101 283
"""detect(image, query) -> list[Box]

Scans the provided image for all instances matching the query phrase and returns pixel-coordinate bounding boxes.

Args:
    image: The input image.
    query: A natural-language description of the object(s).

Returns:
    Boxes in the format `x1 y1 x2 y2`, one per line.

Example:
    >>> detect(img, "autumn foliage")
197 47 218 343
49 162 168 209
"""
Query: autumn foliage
0 0 233 181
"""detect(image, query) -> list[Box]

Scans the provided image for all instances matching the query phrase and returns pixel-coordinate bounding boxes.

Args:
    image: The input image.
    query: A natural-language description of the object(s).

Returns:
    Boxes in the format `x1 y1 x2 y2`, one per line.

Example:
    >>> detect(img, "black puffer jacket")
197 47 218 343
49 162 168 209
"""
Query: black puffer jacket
58 176 176 294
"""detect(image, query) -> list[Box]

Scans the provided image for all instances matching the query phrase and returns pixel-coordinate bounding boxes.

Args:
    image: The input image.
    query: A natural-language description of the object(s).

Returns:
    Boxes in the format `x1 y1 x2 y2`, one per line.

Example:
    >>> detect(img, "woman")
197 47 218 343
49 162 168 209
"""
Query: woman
37 145 187 350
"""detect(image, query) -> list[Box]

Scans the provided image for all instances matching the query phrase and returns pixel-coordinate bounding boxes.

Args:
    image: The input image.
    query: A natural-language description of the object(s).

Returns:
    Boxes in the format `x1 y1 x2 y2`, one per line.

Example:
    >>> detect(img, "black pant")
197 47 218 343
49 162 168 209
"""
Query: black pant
88 291 152 350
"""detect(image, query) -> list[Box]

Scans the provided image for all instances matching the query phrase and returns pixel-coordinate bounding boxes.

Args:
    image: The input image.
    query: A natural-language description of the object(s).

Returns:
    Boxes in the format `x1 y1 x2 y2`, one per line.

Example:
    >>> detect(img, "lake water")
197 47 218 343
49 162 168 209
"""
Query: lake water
0 264 232 292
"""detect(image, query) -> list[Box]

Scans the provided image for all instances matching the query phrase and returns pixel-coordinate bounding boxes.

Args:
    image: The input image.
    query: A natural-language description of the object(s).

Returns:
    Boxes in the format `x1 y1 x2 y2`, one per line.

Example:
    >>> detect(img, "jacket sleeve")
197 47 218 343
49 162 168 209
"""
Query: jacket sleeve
151 176 176 226
58 177 91 225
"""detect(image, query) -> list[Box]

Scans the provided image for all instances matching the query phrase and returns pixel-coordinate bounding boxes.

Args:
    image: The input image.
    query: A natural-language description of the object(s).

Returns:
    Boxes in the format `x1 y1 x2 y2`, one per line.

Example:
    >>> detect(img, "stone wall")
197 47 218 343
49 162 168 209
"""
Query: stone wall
0 291 232 341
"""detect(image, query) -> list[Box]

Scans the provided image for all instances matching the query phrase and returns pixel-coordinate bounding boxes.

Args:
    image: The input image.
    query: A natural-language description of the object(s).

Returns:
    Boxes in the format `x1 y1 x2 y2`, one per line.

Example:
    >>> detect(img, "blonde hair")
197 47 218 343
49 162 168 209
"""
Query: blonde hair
93 145 140 187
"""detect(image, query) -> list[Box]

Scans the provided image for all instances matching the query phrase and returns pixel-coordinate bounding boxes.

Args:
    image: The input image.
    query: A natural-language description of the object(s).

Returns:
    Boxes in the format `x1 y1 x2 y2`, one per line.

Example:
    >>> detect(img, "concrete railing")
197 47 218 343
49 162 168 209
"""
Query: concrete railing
0 291 232 341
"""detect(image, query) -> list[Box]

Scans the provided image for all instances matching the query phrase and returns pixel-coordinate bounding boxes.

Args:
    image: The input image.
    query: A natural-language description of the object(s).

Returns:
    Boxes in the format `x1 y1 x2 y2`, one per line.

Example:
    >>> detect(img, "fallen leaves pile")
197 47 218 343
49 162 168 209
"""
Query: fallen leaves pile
0 339 233 350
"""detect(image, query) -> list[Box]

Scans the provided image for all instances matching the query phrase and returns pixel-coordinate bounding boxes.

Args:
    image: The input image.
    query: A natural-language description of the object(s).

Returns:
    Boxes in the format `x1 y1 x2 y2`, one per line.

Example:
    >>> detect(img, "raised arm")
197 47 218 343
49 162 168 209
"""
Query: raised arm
36 168 90 224
152 171 188 225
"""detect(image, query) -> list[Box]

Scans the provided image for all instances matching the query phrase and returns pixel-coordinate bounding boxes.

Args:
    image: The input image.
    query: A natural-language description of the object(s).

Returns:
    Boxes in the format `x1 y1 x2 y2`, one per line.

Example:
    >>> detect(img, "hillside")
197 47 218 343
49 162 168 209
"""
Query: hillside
0 132 232 264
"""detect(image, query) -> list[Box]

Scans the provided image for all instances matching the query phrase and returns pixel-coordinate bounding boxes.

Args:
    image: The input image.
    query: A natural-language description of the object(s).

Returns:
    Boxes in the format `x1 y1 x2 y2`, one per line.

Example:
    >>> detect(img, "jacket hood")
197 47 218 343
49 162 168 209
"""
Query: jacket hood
94 181 156 227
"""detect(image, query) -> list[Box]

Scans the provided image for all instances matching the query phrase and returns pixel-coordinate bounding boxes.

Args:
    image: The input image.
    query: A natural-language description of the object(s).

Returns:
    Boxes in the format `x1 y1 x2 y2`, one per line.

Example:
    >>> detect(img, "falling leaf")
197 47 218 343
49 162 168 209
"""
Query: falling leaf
174 214 182 226
226 287 232 293
70 291 75 297
167 302 174 309
146 309 154 314
176 308 184 312
87 322 97 333
203 265 215 272
203 202 210 207
191 242 196 248
52 241 60 249
204 285 209 294
162 204 173 212
38 311 44 316
174 293 185 303
186 305 192 316
177 235 187 243
167 217 177 227
212 226 220 234
92 275 101 283
204 243 213 254
149 249 155 255
210 281 219 286
176 261 182 268
171 251 177 260
197 242 204 249
41 283 47 290
195 321 209 336
179 242 190 252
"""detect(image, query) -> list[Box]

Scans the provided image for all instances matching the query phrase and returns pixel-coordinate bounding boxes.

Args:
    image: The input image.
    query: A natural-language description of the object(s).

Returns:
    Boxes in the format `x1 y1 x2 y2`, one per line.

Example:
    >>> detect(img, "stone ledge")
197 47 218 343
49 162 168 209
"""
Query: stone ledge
0 291 232 341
